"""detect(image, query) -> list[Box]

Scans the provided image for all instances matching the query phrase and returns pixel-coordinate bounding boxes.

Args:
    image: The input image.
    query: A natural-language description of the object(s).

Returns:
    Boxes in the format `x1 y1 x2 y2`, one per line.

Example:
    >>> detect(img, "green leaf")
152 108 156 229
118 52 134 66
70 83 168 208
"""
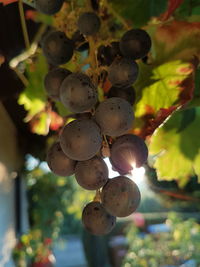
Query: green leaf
111 0 167 27
134 60 192 118
18 54 48 120
149 107 200 187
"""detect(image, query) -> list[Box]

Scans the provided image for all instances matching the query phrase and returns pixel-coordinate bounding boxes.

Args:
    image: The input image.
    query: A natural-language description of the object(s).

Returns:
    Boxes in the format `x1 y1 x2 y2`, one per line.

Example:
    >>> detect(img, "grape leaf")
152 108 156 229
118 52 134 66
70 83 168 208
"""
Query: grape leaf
160 0 184 21
149 107 200 187
133 60 194 135
152 20 200 63
18 54 48 120
111 0 167 27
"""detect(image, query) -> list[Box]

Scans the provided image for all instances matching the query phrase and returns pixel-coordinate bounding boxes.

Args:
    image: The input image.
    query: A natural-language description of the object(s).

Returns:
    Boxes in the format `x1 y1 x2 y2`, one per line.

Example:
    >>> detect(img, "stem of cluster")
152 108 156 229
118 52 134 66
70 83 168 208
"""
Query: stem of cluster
93 189 101 202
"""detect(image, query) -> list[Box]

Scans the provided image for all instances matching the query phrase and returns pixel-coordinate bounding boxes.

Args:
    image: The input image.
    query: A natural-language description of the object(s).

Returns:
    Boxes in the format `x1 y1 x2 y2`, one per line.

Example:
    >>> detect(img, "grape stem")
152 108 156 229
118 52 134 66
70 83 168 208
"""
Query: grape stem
18 0 30 50
93 189 101 202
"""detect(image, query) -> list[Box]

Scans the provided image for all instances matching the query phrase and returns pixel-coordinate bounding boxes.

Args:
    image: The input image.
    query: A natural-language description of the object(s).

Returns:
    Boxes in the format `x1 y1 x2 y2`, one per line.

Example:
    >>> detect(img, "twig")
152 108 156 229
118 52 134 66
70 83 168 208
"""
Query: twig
18 0 30 49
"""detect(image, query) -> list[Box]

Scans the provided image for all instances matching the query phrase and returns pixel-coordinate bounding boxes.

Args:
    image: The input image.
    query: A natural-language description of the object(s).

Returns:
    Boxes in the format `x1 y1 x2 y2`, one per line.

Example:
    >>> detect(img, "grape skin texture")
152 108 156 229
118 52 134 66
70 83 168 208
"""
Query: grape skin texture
108 58 139 87
110 134 148 174
35 0 64 15
95 97 134 137
46 142 76 176
60 73 98 113
120 29 152 60
75 156 108 190
82 201 116 235
78 12 101 36
101 176 141 217
59 119 102 161
42 31 74 66
107 86 136 105
44 68 71 101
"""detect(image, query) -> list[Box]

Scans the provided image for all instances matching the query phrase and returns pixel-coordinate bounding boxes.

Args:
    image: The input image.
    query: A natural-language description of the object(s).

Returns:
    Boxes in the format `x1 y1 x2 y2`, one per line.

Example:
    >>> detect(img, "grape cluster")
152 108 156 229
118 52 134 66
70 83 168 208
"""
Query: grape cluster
37 0 151 235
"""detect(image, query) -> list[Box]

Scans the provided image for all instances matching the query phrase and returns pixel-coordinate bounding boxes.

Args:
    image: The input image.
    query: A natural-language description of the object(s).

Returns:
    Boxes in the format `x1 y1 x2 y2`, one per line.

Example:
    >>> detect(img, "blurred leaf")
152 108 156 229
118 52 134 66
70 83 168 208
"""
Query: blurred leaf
111 0 167 27
30 111 50 136
160 0 184 21
18 54 48 120
152 20 200 63
149 107 200 187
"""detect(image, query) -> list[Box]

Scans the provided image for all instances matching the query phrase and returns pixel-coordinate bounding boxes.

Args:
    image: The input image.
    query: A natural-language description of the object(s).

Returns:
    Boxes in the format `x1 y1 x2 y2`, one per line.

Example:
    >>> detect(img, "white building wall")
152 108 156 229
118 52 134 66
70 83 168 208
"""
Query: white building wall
0 103 22 267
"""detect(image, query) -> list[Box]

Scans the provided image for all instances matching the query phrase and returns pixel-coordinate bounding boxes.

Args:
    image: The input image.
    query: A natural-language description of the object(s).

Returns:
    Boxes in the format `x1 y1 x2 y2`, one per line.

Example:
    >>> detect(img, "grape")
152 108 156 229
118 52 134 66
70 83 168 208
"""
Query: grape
44 68 71 101
77 12 101 36
46 142 76 176
59 119 102 161
60 72 98 113
107 86 136 105
35 0 64 15
75 156 108 190
108 58 139 87
101 176 141 217
97 42 121 66
42 31 74 66
120 29 151 60
72 31 89 52
94 97 134 137
82 201 116 235
110 134 148 174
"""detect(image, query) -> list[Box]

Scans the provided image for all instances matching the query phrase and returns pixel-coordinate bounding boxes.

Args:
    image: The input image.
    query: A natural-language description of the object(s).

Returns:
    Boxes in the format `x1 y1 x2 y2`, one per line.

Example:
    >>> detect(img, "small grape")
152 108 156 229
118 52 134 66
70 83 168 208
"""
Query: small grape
82 201 116 235
44 68 71 101
42 31 74 66
77 12 101 36
72 31 89 52
60 72 98 113
97 42 121 66
35 0 64 15
107 86 136 105
75 156 108 190
101 176 141 217
108 58 139 87
110 134 148 174
46 142 76 176
59 119 102 161
120 29 151 60
94 97 134 137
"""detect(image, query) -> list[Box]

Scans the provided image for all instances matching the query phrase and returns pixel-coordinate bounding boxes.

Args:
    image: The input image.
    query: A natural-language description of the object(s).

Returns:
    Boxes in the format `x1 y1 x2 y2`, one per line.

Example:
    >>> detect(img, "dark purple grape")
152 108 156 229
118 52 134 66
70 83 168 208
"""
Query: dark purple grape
72 31 89 52
46 142 76 176
82 201 116 235
42 31 74 66
101 176 141 217
59 119 102 161
120 29 151 60
110 134 148 174
107 86 136 105
35 0 64 15
97 42 121 66
108 58 139 87
75 156 108 190
60 72 98 113
44 68 71 101
78 12 101 36
94 97 134 137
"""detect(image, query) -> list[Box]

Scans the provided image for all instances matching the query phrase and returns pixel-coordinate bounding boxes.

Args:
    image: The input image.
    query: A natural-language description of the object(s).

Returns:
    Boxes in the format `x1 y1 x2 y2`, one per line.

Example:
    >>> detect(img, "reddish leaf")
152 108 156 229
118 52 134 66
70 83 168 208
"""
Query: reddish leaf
49 111 64 131
160 0 184 21
25 10 37 20
0 0 18 5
